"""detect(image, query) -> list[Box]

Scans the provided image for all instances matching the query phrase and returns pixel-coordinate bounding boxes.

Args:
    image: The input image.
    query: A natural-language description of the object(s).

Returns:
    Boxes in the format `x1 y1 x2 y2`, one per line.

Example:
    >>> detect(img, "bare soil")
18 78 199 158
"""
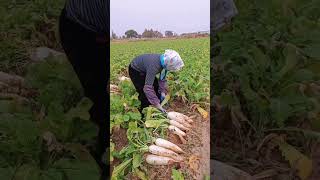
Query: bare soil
211 108 302 180
110 127 128 174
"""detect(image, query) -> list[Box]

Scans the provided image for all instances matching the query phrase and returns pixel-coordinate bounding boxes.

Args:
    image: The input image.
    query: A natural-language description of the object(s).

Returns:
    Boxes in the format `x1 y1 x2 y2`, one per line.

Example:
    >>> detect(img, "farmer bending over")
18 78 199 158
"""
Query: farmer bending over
129 50 184 116
59 0 108 179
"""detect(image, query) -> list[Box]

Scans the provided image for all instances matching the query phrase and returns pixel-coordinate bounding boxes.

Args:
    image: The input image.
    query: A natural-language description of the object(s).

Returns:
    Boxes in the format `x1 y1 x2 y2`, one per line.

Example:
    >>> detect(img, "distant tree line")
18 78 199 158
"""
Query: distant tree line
111 29 208 40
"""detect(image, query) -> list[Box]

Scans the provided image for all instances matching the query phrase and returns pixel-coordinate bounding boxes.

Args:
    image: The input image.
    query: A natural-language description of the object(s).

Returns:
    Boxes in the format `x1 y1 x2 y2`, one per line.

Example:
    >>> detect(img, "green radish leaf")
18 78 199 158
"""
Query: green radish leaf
270 99 292 127
146 107 152 121
64 143 96 162
161 94 170 106
13 164 40 180
278 43 300 79
274 139 312 180
65 97 92 120
118 146 130 156
128 112 141 120
0 100 31 114
133 168 148 180
286 69 314 83
239 74 258 101
114 114 125 125
118 145 136 158
250 45 269 69
43 169 64 180
123 115 130 122
132 153 142 168
110 142 115 162
72 119 98 142
124 145 137 157
0 100 14 113
304 44 320 59
306 62 320 74
172 169 184 180
111 158 133 180
53 159 100 180
128 121 138 129
310 118 320 131
145 120 167 128
0 167 14 180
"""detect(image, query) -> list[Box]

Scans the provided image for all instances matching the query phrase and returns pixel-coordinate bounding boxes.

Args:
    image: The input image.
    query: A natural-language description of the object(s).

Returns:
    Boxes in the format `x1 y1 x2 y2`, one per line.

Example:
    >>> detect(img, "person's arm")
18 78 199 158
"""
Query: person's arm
143 85 160 106
143 70 160 105
158 79 168 95
143 70 166 113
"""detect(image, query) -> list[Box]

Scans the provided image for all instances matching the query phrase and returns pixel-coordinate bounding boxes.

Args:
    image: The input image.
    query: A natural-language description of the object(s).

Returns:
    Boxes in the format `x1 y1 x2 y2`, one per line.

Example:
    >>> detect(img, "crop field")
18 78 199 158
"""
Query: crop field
0 1 107 179
212 0 320 179
110 37 210 179
110 38 210 104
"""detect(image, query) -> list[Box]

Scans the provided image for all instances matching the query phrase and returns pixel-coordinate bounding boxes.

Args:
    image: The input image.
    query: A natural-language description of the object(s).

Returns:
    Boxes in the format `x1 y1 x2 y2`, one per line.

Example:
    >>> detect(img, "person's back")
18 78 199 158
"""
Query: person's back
65 0 108 35
59 1 109 179
131 54 162 73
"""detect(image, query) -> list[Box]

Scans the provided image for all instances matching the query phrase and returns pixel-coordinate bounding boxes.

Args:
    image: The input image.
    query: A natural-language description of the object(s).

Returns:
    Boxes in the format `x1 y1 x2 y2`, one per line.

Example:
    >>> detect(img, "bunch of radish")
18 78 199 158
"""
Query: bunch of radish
166 111 193 143
145 138 185 165
142 110 194 165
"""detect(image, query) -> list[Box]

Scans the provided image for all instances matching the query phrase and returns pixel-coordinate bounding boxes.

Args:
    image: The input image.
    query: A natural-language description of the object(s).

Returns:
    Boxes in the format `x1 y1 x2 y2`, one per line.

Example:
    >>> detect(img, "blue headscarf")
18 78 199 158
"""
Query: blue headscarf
160 54 168 80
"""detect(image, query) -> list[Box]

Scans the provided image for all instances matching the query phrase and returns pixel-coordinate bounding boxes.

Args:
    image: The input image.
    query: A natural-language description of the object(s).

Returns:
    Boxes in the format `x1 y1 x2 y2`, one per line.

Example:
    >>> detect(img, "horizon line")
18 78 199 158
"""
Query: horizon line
110 29 210 35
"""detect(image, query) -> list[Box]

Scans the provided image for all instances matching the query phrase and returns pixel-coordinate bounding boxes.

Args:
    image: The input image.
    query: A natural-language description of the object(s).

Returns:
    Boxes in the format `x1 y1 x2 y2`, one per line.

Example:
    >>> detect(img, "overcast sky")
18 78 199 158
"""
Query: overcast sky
111 0 210 36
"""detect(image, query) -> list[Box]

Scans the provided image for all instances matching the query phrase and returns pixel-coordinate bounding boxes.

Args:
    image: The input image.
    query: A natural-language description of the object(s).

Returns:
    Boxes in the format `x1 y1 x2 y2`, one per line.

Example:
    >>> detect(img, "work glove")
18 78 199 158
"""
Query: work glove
160 92 166 103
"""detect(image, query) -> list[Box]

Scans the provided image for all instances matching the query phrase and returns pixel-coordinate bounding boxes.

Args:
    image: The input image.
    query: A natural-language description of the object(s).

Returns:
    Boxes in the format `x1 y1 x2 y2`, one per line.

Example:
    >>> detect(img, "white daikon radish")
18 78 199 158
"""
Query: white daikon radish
148 145 184 161
177 134 187 144
185 118 194 123
167 113 192 128
155 138 185 154
169 120 190 131
168 111 193 123
145 154 176 165
168 125 186 136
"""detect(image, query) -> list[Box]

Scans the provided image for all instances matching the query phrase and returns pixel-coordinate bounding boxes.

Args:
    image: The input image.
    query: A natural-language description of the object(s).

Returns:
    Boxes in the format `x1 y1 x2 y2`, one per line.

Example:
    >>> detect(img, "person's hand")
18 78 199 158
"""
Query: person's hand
159 107 167 114
160 92 166 103
155 104 167 114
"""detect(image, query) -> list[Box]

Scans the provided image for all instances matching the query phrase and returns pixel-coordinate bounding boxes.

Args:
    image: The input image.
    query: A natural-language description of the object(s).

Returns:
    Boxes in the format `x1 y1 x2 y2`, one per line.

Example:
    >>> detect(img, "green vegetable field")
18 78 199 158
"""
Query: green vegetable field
212 0 320 179
0 1 104 179
110 37 210 179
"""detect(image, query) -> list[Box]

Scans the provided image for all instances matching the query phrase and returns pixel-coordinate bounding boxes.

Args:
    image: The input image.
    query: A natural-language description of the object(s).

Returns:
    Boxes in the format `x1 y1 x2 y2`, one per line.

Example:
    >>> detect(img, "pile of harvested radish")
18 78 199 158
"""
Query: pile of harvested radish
145 111 194 166
146 138 185 165
167 111 193 144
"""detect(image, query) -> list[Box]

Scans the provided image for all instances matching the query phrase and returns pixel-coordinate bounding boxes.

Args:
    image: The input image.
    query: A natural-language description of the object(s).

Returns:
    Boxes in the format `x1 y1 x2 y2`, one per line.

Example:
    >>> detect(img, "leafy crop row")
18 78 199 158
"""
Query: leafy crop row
212 0 320 178
111 38 210 104
0 56 101 180
110 38 210 179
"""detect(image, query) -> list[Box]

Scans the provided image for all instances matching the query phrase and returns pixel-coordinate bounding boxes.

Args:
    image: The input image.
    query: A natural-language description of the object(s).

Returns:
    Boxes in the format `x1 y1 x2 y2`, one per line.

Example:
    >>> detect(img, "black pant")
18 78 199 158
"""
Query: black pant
128 65 161 116
59 8 108 179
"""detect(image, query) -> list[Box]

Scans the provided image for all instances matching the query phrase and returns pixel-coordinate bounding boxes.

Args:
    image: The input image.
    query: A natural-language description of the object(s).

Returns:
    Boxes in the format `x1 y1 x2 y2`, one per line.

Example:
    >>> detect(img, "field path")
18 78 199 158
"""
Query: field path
168 101 210 180
199 113 210 179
